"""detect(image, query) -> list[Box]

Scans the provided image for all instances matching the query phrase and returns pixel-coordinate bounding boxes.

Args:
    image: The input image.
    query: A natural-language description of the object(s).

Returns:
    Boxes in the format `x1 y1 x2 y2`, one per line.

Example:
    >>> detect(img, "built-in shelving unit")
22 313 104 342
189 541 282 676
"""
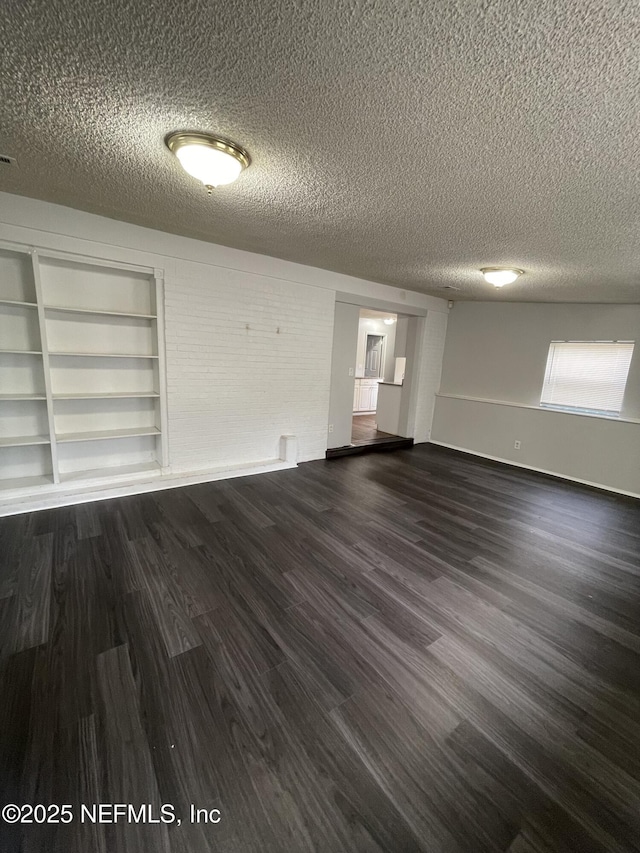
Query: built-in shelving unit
0 243 168 496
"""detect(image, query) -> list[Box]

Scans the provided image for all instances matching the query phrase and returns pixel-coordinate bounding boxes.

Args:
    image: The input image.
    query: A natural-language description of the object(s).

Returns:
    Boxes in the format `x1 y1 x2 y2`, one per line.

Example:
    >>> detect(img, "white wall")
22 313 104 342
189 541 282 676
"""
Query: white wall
395 317 409 359
327 303 360 449
0 192 448 486
413 310 449 443
355 316 397 380
432 302 640 496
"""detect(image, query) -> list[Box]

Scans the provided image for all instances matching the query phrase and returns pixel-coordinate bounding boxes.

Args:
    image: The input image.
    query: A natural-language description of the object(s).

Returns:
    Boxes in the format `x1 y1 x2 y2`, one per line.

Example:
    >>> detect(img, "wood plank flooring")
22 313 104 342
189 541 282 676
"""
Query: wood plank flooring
351 413 397 444
1 444 640 852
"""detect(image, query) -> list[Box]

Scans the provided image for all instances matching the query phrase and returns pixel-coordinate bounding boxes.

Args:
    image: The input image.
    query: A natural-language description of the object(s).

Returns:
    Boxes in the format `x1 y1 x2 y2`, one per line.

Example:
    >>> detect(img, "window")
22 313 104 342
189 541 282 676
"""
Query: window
540 341 635 417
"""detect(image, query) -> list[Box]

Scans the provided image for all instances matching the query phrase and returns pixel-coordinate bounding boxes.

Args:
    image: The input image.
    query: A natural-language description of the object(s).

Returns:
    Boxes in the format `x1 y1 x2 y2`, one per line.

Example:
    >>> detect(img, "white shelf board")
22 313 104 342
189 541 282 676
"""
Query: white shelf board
0 299 38 308
44 305 157 319
49 351 159 359
56 426 161 444
0 349 43 355
59 461 161 484
0 435 50 447
0 393 47 400
52 391 160 400
0 474 54 491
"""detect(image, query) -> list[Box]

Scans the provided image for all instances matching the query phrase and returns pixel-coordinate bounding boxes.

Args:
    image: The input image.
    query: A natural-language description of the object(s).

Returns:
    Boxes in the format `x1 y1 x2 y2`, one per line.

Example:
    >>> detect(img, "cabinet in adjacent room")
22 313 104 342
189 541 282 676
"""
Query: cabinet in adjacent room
353 377 379 413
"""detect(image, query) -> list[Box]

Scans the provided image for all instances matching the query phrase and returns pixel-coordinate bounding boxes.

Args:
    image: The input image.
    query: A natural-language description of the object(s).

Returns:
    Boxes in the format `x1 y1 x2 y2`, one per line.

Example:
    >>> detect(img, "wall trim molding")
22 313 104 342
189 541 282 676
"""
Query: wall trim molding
428 440 640 500
435 392 640 425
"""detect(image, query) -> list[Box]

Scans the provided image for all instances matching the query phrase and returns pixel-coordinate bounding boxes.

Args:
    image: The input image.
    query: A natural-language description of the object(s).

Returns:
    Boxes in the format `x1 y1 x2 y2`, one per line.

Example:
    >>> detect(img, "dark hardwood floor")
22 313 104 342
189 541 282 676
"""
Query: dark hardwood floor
2 444 640 852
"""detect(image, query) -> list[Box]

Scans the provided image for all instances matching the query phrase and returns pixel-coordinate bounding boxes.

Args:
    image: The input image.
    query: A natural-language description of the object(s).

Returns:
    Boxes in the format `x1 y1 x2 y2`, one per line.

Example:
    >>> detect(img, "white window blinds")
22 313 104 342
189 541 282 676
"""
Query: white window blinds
540 341 635 416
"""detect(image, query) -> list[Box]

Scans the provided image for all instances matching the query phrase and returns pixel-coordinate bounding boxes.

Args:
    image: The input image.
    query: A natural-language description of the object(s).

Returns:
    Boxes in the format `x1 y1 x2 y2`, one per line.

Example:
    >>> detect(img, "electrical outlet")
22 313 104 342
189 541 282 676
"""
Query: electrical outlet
348 367 354 376
328 424 334 433
514 440 521 450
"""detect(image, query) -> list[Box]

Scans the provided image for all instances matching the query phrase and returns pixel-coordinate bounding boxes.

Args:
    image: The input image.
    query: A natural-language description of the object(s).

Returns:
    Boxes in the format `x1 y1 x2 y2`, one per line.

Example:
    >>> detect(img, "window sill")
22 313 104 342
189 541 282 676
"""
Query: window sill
435 393 640 425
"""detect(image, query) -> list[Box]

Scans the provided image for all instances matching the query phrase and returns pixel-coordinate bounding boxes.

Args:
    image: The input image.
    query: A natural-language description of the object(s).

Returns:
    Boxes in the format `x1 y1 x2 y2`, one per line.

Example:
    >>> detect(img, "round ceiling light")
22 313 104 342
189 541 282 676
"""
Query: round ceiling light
166 131 250 193
480 268 524 288
383 317 396 325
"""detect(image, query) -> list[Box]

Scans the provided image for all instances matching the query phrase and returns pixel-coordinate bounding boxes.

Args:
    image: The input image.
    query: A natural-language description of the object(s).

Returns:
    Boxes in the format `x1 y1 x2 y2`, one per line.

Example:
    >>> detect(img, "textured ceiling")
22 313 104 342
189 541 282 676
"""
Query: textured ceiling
1 0 639 302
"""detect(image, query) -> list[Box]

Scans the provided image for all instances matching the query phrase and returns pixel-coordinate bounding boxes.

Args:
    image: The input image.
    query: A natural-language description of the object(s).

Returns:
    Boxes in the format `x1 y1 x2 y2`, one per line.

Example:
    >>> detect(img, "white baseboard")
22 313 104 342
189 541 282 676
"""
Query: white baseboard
428 440 640 500
0 458 297 517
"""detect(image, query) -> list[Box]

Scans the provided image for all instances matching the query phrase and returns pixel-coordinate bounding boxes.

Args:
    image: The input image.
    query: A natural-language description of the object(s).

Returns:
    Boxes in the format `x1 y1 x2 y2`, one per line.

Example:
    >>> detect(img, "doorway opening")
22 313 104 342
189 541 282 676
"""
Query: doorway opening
327 301 420 459
364 333 385 378
351 308 404 448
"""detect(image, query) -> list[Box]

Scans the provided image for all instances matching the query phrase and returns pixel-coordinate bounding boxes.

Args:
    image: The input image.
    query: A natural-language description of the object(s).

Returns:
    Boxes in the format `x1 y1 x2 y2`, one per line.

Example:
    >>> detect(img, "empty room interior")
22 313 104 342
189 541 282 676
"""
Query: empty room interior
1 2 640 851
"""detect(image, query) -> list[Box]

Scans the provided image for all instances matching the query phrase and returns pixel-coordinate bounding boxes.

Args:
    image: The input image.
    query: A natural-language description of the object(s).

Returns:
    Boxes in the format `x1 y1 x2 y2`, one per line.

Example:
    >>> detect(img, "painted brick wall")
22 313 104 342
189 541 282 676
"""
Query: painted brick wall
413 310 448 443
164 261 336 471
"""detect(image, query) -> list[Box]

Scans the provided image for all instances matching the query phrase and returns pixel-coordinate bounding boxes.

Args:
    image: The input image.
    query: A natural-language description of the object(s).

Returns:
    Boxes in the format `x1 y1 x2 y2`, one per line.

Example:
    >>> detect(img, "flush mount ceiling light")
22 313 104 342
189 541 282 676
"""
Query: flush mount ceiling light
480 268 524 288
166 131 250 194
384 317 396 325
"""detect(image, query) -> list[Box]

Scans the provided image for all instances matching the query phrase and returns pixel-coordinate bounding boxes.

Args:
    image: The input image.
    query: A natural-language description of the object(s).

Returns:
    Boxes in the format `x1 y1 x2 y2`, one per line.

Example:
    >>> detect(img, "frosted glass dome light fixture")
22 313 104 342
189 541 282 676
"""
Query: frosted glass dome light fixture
166 131 250 194
481 267 524 288
383 317 396 325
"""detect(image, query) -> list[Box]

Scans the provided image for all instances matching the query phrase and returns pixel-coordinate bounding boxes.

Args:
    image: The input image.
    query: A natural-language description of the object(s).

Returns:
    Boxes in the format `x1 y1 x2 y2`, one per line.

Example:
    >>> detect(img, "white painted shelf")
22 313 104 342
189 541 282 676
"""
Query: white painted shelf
0 435 50 447
0 474 54 491
49 351 159 359
0 349 43 355
45 305 157 319
0 393 47 400
59 461 161 484
56 426 161 444
53 391 160 400
0 299 38 308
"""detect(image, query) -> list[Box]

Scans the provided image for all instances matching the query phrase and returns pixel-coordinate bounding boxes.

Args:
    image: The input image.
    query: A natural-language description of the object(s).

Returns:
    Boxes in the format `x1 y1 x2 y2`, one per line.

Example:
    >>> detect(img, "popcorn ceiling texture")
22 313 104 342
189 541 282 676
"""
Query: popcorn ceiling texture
1 0 639 303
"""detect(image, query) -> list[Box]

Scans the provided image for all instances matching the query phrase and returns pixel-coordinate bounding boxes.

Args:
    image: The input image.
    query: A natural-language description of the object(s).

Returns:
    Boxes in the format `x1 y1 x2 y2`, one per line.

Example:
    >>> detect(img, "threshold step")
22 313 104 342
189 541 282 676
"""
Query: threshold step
326 437 414 459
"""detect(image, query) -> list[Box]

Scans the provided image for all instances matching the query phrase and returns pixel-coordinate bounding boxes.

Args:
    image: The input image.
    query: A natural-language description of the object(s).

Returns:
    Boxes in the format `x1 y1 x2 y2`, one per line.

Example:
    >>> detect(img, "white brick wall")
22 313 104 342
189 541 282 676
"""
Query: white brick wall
164 263 335 471
413 310 448 443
